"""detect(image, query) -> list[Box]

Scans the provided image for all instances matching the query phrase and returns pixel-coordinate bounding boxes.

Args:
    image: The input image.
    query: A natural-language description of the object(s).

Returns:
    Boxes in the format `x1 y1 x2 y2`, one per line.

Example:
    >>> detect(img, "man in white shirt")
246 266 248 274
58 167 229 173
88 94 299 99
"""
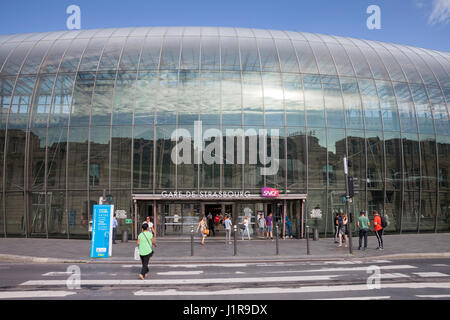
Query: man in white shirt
143 216 156 238
224 215 233 244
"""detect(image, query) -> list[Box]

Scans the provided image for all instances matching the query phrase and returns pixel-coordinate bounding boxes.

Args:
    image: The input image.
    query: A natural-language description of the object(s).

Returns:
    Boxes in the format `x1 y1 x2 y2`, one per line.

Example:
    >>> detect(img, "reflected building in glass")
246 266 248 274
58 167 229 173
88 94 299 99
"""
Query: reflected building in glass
0 27 449 239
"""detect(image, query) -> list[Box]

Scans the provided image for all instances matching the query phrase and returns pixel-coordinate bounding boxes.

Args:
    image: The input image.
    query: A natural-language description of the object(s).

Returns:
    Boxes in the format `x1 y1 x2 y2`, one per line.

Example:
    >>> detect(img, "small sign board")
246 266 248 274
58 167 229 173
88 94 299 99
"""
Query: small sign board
115 210 127 219
125 219 133 224
310 208 322 219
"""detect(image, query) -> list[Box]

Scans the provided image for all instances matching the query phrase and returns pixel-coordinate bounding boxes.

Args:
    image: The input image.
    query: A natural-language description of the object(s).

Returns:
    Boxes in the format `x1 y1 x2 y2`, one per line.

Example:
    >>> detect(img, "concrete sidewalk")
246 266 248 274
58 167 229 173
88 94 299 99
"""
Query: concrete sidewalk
0 233 449 264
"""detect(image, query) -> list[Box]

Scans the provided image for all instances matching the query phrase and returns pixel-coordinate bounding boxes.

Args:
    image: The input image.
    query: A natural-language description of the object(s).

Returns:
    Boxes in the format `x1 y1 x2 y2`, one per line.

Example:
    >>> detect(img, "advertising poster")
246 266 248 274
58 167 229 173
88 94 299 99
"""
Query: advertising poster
90 205 114 258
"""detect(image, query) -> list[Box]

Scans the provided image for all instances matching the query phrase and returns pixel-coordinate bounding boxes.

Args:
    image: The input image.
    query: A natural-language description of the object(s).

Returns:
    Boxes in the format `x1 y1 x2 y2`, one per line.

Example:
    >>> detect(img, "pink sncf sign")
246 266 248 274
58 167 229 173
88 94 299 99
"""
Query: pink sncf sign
261 187 280 198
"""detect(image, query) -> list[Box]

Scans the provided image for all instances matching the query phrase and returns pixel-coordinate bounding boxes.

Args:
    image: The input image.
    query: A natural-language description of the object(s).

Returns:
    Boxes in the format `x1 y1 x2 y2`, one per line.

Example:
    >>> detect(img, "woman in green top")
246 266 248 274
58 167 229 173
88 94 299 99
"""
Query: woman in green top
137 223 157 280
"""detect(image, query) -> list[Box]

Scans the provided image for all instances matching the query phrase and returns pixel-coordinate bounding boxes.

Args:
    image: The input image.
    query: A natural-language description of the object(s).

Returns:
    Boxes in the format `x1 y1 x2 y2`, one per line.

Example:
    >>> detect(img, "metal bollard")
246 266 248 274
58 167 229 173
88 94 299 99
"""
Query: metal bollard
233 225 237 256
191 227 194 256
122 230 128 243
306 225 311 255
275 224 279 255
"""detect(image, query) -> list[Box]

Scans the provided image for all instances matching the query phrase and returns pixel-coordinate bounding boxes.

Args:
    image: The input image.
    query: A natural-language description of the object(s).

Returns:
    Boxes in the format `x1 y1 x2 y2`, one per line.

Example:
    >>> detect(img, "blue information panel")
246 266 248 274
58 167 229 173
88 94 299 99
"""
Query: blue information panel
90 205 114 258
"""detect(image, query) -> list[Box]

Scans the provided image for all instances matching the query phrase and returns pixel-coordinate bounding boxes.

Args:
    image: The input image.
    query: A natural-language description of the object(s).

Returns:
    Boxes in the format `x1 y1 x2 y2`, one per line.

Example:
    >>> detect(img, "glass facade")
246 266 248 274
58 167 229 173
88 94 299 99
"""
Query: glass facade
0 27 449 238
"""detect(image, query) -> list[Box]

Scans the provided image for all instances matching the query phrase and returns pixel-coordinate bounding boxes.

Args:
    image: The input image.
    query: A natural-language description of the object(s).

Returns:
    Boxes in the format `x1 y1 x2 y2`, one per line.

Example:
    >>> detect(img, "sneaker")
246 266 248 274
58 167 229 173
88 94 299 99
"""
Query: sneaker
358 247 361 250
139 274 144 280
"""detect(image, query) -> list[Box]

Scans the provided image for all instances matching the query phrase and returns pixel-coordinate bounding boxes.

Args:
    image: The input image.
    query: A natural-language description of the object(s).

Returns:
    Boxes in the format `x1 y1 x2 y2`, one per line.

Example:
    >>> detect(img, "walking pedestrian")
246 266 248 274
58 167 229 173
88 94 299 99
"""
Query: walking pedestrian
196 216 208 245
137 223 157 280
257 213 265 238
285 215 293 238
143 216 156 238
357 210 370 250
112 214 118 244
373 210 384 250
241 216 251 240
265 212 273 240
338 213 349 247
207 212 215 236
334 213 340 244
224 215 232 244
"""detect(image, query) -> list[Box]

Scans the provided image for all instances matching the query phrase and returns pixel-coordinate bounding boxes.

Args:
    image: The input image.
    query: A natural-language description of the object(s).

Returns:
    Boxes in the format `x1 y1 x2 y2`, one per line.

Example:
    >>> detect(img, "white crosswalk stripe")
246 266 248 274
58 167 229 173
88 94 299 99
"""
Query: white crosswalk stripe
413 272 449 277
0 291 76 299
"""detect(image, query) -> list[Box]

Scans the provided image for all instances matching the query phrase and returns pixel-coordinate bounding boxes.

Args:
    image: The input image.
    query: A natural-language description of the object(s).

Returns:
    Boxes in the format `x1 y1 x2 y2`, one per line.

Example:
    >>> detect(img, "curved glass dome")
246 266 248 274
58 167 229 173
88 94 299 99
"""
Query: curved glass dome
0 26 448 238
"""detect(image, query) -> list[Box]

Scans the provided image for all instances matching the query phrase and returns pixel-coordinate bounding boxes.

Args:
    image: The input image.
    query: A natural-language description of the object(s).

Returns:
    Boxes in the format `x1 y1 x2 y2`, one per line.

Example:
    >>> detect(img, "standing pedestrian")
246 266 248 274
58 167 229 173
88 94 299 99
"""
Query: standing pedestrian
334 213 340 244
265 212 273 240
257 213 265 238
143 216 156 238
373 210 384 250
137 223 157 280
357 210 370 250
112 214 118 244
241 216 251 240
207 212 215 236
224 215 232 244
285 215 293 239
196 216 208 245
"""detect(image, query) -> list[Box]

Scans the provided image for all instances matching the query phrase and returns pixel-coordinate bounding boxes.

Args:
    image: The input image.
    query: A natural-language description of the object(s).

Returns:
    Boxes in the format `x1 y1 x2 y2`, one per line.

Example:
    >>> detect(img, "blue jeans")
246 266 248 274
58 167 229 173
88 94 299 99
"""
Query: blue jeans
241 227 250 239
286 224 293 237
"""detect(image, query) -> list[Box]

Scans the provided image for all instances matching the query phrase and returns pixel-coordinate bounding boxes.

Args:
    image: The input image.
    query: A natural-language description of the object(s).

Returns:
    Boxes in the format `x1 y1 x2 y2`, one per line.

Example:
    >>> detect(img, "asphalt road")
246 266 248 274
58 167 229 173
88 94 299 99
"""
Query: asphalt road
0 258 449 301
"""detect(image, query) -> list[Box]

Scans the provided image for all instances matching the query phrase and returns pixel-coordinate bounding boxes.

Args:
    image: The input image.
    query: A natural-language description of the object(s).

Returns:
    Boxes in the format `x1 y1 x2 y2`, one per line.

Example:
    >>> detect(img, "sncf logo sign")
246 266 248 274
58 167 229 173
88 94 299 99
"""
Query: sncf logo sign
261 187 279 198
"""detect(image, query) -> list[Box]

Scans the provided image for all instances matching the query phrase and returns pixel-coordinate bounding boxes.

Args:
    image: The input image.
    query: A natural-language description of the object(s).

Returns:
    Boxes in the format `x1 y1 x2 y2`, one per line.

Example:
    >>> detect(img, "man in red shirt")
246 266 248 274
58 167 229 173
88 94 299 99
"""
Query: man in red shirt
373 210 384 250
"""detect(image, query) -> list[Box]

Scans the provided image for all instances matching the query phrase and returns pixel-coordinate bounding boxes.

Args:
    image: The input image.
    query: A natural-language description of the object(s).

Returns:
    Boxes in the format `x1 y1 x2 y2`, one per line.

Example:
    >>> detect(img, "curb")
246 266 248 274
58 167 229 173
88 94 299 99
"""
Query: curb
1 252 450 265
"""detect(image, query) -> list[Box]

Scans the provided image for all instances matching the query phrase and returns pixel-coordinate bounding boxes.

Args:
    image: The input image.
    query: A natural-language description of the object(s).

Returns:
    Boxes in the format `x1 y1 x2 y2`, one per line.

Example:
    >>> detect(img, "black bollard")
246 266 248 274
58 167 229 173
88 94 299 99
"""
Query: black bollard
306 225 311 255
233 225 237 256
191 227 194 256
275 224 279 255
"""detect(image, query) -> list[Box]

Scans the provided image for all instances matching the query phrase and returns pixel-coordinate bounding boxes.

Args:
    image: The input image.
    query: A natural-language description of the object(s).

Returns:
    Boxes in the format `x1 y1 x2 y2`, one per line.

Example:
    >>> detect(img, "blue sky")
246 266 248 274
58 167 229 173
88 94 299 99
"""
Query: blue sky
0 0 449 52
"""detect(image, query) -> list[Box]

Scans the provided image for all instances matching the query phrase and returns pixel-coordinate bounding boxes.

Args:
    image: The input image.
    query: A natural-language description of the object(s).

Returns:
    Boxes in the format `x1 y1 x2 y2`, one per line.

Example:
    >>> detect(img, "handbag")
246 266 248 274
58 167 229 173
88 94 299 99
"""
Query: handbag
134 246 140 261
204 228 210 236
240 224 246 230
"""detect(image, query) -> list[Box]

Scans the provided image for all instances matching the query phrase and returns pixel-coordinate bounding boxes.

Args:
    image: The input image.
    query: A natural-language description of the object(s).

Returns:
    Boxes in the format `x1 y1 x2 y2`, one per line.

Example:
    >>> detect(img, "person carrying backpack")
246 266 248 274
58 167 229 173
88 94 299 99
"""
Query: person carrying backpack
373 210 384 250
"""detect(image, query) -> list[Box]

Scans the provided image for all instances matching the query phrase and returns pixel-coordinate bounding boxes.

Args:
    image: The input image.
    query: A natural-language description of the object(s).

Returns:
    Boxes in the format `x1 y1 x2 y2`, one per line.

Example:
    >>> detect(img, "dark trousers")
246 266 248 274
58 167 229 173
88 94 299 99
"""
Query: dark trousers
334 226 339 242
375 229 384 248
359 229 368 248
112 227 117 244
140 253 151 276
208 220 215 236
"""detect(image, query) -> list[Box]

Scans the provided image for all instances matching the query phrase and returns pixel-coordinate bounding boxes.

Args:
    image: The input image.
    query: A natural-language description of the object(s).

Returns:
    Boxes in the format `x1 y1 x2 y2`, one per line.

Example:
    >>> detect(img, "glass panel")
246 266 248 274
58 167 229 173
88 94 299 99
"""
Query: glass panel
410 83 435 135
78 38 106 72
219 27 237 37
358 45 390 80
8 76 36 129
393 82 418 134
438 135 450 191
305 190 327 234
47 127 67 190
400 47 439 86
322 76 344 129
307 127 327 188
341 77 364 130
0 193 3 236
220 37 240 71
157 71 177 124
98 36 126 71
29 74 56 128
30 128 47 190
1 41 34 75
223 126 242 189
112 72 137 126
304 75 325 128
291 40 318 74
5 193 25 236
366 131 384 190
21 40 52 75
402 132 421 190
384 190 401 232
201 37 220 71
343 44 372 78
371 45 405 82
420 192 436 231
200 125 220 189
427 86 449 135
438 193 450 231
275 39 299 74
89 126 110 189
40 39 72 74
59 38 89 73
283 73 304 127
326 43 354 77
0 42 18 72
421 50 450 88
252 28 272 38
178 71 199 125
47 191 67 237
385 44 422 84
309 41 337 75
199 72 220 125
242 72 263 126
67 191 89 238
155 125 176 190
119 37 144 71
134 71 157 125
160 37 181 70
90 72 115 126
239 37 260 72
133 126 154 190
262 72 284 127
402 191 419 232
221 72 242 126
139 37 163 70
359 79 382 131
287 126 306 191
111 126 132 188
69 72 95 127
257 38 280 72
67 126 88 189
327 128 346 189
265 127 285 190
375 80 400 131
384 131 402 190
236 28 254 38
347 130 366 191
420 134 437 191
180 36 200 70
243 126 264 190
5 130 25 189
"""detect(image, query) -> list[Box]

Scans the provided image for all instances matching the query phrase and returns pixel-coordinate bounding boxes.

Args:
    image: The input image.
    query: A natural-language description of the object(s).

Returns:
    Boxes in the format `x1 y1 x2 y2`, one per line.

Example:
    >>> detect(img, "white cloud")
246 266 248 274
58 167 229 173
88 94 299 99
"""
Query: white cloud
428 0 450 25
